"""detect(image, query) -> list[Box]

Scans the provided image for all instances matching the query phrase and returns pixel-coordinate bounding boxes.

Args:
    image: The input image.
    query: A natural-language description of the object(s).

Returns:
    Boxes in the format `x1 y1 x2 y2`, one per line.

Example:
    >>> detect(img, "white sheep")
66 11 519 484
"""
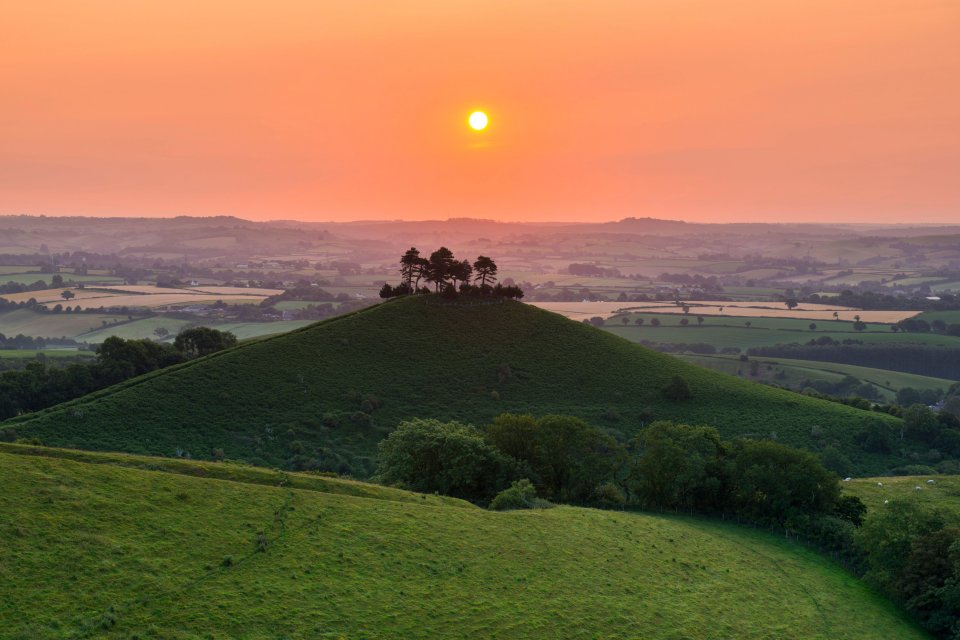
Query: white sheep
843 477 852 482
877 482 883 487
915 486 923 491
884 500 889 504
927 479 936 484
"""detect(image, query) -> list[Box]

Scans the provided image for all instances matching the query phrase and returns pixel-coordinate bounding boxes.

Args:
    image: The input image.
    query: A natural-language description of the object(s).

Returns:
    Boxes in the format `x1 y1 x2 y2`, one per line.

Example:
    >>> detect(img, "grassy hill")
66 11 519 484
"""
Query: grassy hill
7 297 904 475
0 444 927 640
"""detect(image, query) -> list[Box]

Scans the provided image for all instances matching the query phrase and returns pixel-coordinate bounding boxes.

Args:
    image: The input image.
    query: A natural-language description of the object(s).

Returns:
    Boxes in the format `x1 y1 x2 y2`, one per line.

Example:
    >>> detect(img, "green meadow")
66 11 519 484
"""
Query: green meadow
0 445 927 640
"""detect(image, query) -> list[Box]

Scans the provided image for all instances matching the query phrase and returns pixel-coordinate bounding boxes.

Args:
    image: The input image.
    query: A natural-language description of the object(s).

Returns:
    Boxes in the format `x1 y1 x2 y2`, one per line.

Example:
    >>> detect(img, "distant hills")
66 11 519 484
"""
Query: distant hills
8 296 905 475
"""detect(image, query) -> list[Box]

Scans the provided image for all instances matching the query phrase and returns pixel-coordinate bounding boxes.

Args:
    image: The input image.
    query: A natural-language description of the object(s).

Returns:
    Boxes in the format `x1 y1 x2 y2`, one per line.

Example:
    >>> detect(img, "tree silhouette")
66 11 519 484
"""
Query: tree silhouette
399 247 422 290
473 256 498 289
425 247 455 292
450 259 473 289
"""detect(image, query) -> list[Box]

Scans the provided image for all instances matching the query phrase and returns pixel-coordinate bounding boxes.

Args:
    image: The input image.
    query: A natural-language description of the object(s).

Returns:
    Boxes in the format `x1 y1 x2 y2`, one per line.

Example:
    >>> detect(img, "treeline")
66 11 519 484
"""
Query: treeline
898 316 960 336
375 415 858 530
379 247 523 299
0 328 236 422
748 344 960 380
0 333 82 350
807 290 960 311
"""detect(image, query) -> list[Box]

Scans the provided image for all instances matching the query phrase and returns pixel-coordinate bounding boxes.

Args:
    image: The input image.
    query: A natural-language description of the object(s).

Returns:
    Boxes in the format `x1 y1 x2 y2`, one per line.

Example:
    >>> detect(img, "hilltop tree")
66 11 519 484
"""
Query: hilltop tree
384 248 519 300
425 247 456 292
473 256 498 289
450 259 473 290
399 247 424 291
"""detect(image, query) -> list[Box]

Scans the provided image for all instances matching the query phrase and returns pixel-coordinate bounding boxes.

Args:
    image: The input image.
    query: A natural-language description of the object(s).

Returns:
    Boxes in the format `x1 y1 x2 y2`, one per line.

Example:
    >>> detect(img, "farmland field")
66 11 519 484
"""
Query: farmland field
678 353 955 400
75 317 196 342
532 300 922 323
0 309 133 338
916 310 960 324
0 285 277 310
604 317 960 350
0 348 92 359
213 320 314 340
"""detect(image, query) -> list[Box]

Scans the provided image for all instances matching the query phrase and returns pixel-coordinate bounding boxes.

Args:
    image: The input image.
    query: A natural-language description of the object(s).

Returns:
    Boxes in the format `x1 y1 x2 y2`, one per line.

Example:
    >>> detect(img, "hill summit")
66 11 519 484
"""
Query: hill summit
9 296 900 474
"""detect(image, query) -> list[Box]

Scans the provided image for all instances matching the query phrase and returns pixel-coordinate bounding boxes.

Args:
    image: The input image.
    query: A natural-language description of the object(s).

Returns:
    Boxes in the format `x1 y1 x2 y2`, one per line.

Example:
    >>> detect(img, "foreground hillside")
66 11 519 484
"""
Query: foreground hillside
0 445 925 640
7 297 902 475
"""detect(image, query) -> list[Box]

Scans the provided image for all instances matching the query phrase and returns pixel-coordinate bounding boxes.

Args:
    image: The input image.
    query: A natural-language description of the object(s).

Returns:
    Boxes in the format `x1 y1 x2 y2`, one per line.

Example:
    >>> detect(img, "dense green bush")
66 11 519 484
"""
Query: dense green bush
488 479 552 511
376 418 518 504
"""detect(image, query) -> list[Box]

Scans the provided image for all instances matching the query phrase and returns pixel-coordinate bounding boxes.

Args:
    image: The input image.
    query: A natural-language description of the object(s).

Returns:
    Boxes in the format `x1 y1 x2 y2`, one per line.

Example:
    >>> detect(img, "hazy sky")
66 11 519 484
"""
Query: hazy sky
2 1 958 223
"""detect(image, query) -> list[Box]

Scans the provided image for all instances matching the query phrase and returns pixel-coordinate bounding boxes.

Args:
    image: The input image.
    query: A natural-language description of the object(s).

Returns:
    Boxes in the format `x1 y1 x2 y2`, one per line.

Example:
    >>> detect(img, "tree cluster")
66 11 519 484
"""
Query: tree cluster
379 247 523 300
375 414 856 534
0 328 237 421
857 501 960 639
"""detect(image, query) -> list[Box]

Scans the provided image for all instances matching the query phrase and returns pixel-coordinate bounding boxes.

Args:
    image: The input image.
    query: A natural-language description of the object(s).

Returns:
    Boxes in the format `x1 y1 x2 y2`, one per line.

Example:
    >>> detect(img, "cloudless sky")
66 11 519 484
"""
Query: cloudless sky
2 1 958 223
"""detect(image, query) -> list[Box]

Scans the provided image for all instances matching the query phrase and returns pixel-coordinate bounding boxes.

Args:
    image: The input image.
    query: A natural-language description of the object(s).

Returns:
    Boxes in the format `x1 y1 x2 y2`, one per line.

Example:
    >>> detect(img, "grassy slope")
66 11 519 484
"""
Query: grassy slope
0 448 926 640
8 297 904 474
677 354 955 400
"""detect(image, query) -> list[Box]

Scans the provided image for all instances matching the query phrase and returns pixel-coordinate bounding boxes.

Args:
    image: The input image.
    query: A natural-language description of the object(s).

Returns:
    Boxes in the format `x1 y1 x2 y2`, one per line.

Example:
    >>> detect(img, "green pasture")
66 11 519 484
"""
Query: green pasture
0 445 927 640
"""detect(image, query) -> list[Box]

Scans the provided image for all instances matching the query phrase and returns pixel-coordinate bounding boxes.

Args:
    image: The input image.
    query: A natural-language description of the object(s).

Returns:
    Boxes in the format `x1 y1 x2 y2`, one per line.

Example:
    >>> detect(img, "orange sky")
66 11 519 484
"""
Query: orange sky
2 1 958 223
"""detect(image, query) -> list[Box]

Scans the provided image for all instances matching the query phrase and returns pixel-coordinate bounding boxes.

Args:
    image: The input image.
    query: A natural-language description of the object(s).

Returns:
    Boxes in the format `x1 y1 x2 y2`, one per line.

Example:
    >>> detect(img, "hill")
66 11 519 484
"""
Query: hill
6 297 904 475
0 444 926 640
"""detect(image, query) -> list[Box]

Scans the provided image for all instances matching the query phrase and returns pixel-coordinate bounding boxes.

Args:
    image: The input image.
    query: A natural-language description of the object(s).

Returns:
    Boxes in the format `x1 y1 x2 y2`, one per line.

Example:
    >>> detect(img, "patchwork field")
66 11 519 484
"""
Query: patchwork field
0 285 281 310
0 309 133 339
0 444 927 640
531 301 922 323
604 318 960 351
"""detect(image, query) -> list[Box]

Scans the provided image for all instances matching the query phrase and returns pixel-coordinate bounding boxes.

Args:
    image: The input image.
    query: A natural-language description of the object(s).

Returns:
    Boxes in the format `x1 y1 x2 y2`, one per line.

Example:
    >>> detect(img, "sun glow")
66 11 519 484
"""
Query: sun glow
468 111 489 131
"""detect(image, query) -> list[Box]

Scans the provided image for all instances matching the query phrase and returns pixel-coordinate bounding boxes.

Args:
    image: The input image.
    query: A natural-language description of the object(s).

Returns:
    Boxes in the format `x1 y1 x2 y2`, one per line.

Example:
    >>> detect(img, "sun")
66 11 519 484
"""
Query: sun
468 111 489 131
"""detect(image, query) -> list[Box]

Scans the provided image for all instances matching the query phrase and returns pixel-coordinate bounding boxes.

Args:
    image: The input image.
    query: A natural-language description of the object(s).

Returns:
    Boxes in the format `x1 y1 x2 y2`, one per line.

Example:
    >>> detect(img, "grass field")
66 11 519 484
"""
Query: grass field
8 297 908 475
846 475 960 519
0 349 91 359
0 444 927 640
678 354 955 400
605 317 960 350
75 317 196 342
0 273 124 286
0 285 278 310
0 309 133 339
916 310 960 324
